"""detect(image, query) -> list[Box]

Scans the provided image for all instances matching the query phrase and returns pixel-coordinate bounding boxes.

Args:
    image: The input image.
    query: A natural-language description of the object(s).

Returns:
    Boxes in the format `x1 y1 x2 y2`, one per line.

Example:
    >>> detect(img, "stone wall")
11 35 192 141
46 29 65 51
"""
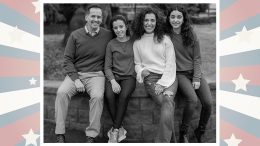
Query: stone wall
44 80 216 143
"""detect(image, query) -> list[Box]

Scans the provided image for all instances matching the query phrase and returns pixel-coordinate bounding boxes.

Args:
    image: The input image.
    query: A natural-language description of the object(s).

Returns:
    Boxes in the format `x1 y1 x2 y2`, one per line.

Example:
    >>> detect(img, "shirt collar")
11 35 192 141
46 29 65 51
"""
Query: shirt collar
85 25 100 36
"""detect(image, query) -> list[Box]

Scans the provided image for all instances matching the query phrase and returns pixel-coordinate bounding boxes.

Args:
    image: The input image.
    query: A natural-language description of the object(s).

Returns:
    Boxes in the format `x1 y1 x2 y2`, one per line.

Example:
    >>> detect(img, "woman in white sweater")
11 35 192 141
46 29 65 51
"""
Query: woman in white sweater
131 7 178 143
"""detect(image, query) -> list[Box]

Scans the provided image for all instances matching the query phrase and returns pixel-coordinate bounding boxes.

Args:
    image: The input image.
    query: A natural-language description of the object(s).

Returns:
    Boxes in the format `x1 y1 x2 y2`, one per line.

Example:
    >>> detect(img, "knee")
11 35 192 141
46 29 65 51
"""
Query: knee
120 92 131 100
187 97 198 106
90 91 104 102
56 88 69 102
202 100 212 111
182 94 197 106
201 94 212 109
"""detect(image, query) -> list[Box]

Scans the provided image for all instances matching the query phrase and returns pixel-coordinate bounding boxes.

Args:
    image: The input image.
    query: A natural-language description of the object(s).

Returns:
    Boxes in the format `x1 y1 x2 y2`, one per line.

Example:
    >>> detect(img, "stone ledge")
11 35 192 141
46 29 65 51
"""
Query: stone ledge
44 75 216 142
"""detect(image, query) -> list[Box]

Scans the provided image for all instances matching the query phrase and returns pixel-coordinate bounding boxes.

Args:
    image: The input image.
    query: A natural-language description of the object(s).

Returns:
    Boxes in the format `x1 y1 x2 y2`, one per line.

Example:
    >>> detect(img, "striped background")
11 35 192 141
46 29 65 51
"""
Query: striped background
220 0 260 145
0 0 40 146
1 0 260 146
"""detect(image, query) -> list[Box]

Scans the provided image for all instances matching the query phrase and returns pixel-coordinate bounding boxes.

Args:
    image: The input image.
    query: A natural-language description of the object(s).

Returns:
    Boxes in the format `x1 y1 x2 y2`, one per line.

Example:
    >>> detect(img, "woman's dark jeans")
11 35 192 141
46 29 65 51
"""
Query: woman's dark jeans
105 77 136 129
143 72 178 143
177 71 212 134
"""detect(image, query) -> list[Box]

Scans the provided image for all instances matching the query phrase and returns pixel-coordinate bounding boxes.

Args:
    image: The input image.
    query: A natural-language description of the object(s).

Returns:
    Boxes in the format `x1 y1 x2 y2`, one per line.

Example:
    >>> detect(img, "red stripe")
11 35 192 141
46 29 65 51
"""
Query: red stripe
1 0 39 23
220 119 260 146
0 56 39 77
220 0 260 31
220 65 260 85
0 112 39 146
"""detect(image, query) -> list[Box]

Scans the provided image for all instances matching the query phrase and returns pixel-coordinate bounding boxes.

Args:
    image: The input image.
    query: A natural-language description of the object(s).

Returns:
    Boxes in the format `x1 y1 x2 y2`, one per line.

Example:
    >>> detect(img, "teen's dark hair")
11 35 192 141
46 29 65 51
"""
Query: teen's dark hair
131 7 165 43
85 4 102 15
110 14 130 38
165 5 196 47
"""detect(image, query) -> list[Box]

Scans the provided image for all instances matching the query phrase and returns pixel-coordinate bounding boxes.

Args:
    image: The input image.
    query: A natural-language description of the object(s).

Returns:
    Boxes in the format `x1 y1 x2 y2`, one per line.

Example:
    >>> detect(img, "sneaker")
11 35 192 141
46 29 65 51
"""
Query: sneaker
56 134 65 143
179 134 189 143
86 136 95 143
118 127 127 142
107 127 113 138
108 129 119 143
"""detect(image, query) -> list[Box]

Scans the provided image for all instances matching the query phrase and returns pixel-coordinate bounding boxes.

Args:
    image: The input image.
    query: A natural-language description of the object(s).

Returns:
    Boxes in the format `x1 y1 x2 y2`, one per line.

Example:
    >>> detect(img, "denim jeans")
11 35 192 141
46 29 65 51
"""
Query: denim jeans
143 72 178 143
177 71 212 134
105 77 136 129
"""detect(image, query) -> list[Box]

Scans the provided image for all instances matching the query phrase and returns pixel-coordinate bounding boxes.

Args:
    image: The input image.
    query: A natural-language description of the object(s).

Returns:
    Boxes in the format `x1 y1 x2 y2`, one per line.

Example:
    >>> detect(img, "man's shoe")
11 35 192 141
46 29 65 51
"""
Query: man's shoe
179 134 189 143
86 136 95 143
56 134 65 143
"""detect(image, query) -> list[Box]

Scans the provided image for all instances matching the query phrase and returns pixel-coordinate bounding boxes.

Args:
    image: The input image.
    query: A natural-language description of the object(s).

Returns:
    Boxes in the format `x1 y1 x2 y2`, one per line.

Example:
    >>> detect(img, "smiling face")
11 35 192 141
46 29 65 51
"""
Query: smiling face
85 7 102 30
169 10 184 30
112 19 127 39
143 13 156 34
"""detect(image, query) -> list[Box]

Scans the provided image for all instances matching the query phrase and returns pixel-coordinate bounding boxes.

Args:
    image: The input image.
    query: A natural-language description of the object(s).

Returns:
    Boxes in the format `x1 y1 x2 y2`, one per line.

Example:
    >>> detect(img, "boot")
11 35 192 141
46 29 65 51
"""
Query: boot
179 124 189 143
179 132 189 143
194 126 206 143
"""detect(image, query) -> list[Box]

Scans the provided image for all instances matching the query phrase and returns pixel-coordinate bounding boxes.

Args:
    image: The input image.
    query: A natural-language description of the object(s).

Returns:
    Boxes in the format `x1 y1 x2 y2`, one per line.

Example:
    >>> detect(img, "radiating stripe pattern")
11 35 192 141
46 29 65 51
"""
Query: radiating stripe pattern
1 0 260 146
220 0 260 146
0 0 40 146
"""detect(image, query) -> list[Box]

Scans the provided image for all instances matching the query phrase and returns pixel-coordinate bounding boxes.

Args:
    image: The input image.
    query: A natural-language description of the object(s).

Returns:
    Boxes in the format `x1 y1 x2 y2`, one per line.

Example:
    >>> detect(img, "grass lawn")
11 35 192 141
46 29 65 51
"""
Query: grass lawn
194 23 216 79
44 23 216 81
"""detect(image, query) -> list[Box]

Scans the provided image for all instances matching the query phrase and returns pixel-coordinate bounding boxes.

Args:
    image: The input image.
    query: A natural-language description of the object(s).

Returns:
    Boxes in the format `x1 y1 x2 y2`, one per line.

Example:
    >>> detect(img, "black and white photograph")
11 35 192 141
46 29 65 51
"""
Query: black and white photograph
43 3 216 143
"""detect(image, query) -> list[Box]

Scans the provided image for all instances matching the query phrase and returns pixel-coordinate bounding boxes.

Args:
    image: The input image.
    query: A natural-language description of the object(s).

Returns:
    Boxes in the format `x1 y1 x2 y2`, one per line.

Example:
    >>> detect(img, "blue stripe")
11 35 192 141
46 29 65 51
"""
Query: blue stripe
0 44 39 60
0 76 40 93
220 83 260 98
220 106 260 137
0 4 39 37
16 130 40 146
220 0 238 11
220 139 228 146
220 49 260 67
220 14 260 40
0 103 39 127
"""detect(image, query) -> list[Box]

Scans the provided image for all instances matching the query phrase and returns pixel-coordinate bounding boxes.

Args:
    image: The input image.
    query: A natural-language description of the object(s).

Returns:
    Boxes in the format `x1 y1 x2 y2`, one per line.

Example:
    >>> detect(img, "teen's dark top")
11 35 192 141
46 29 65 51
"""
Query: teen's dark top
104 38 136 81
170 32 202 82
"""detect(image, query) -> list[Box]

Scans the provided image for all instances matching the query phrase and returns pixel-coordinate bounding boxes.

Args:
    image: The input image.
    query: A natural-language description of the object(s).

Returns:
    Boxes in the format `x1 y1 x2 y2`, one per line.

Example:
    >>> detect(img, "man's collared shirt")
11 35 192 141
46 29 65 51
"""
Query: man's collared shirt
85 25 100 36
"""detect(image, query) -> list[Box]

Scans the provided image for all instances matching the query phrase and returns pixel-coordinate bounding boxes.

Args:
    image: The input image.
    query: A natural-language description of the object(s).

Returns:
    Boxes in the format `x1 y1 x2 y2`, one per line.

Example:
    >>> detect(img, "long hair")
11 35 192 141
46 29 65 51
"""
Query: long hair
110 14 130 38
131 7 165 43
165 5 196 47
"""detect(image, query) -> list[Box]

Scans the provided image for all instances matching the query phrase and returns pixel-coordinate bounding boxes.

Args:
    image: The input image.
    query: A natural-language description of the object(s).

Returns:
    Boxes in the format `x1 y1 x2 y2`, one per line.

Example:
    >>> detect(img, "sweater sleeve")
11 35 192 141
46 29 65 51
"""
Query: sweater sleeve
133 41 145 83
63 33 79 81
192 33 202 82
104 42 115 81
156 36 176 88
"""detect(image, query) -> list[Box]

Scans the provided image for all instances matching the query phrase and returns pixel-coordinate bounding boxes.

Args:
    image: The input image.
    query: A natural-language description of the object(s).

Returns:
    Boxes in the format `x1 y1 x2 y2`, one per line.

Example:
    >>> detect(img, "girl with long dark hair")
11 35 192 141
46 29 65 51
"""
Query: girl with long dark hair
104 15 136 143
165 5 212 143
132 7 178 143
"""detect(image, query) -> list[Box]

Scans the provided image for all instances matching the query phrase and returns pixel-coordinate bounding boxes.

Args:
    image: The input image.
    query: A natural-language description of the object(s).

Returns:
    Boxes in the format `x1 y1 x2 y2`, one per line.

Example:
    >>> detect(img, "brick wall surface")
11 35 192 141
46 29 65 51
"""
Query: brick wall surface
44 80 216 143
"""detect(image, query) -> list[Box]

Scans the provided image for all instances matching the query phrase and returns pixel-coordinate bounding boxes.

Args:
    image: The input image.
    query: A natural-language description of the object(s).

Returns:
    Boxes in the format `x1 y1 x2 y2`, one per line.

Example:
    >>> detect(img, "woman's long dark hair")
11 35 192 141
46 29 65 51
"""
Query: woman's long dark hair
110 14 130 38
131 7 165 43
165 5 196 48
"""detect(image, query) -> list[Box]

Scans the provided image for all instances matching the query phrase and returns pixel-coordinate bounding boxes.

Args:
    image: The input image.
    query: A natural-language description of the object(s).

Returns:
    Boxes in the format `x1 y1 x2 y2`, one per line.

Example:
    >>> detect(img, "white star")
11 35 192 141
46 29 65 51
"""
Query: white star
8 26 23 43
22 129 40 146
29 77 37 85
224 134 242 146
232 74 250 91
32 0 40 14
235 26 247 35
235 26 252 43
